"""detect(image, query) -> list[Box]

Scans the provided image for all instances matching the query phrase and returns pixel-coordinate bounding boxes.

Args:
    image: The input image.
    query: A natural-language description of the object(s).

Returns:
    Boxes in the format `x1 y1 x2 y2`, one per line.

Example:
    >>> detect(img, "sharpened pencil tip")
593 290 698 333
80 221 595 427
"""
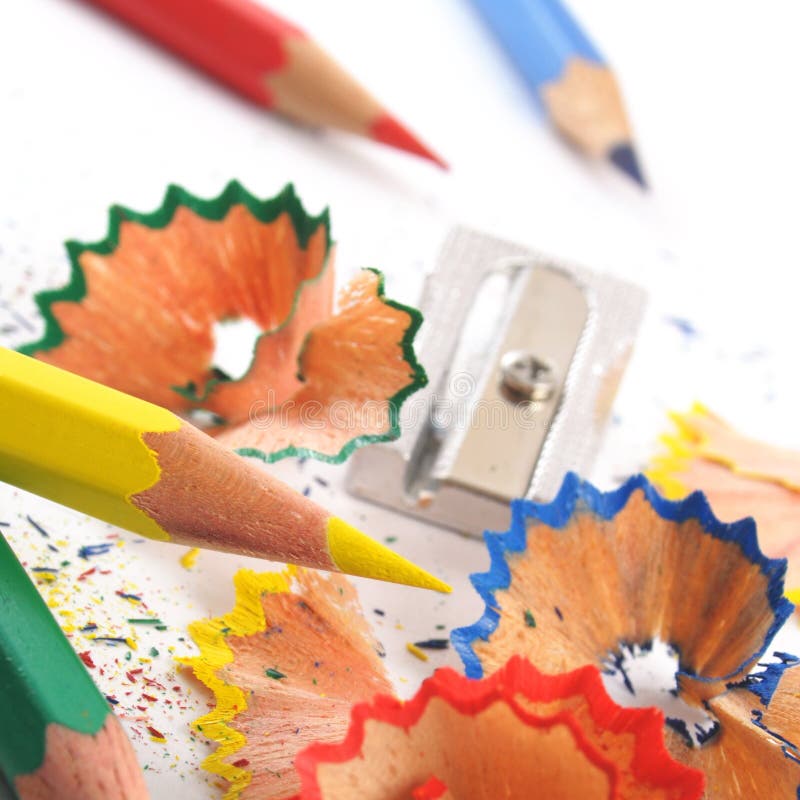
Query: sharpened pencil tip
371 112 449 170
608 143 647 188
326 517 452 593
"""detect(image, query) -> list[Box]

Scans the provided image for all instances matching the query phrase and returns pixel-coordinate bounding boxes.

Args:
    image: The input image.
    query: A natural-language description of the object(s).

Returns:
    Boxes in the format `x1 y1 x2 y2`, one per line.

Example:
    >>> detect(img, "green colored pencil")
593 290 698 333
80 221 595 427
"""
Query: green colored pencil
0 534 147 799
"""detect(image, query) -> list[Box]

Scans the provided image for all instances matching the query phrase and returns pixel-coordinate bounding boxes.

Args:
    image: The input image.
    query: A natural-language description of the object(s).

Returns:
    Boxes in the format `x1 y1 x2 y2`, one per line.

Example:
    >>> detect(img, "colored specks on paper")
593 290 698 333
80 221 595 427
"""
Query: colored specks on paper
78 651 96 668
664 316 699 339
413 639 449 650
30 566 58 582
26 515 49 537
78 542 115 559
179 547 200 569
2 469 207 785
406 642 428 662
147 725 167 743
92 636 130 646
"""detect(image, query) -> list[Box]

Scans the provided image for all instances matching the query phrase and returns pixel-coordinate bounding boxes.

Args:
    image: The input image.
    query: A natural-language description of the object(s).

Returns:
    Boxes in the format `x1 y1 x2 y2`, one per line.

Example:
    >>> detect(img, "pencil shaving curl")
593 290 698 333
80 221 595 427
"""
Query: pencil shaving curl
648 403 800 597
20 181 427 463
182 567 390 800
452 472 800 798
292 656 705 800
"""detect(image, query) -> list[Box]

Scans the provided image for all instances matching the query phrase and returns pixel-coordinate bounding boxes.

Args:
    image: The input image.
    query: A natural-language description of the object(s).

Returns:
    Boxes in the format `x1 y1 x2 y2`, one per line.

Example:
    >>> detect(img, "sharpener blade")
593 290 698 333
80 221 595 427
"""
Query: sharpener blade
346 227 646 535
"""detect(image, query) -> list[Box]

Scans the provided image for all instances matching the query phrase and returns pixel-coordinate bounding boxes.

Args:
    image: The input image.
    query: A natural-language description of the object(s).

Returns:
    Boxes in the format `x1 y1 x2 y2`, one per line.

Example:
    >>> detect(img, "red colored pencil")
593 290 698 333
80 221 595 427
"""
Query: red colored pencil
81 0 446 168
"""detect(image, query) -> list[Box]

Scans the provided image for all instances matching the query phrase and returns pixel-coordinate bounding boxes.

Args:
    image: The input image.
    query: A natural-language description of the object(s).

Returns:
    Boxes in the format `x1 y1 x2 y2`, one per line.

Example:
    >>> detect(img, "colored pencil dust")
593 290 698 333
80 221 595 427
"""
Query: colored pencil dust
82 0 445 167
19 181 428 465
292 656 704 799
0 534 147 799
184 567 391 799
0 347 450 592
649 403 800 599
452 473 800 796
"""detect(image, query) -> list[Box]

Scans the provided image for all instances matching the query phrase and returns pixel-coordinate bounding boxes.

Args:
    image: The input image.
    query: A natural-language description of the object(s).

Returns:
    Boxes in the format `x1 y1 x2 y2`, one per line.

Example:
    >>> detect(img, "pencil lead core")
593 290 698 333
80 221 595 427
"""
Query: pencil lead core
326 517 451 593
371 113 449 170
608 142 647 188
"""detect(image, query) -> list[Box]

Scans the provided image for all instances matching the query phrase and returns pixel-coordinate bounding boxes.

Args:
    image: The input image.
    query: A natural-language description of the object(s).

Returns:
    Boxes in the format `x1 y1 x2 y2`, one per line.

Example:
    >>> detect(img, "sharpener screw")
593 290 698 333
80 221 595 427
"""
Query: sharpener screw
499 350 555 401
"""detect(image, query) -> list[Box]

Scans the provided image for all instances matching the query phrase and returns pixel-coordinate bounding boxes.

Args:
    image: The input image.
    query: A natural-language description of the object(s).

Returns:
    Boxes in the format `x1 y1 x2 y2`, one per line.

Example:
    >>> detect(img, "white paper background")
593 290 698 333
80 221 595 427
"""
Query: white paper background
1 1 800 796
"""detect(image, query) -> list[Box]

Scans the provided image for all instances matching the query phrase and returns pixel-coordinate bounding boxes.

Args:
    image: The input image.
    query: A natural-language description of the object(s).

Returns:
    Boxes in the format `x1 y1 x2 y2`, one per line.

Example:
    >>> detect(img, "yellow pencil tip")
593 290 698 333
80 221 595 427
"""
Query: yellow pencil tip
326 517 451 593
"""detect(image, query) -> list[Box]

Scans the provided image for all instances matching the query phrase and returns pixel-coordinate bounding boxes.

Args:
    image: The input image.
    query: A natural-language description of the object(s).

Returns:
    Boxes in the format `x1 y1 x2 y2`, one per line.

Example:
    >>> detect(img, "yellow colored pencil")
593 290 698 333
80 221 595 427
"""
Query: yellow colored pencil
0 348 449 593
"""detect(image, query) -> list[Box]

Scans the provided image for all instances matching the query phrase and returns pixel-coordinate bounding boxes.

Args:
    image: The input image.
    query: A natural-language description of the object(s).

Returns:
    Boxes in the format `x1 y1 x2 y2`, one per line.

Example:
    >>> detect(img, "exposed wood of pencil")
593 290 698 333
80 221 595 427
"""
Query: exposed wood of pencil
542 58 631 155
14 717 148 800
82 0 445 166
541 58 645 185
134 424 332 565
266 37 373 132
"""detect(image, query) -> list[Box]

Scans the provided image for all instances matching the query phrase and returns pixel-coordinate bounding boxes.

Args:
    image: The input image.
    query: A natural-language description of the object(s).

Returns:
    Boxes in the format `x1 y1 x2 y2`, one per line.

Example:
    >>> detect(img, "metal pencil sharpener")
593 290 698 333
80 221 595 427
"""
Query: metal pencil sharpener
346 227 646 535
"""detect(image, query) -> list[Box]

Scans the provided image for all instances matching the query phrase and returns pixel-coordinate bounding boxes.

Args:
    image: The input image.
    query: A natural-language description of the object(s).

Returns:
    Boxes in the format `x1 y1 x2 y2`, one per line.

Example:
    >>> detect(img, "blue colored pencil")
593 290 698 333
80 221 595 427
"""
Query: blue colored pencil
468 0 646 186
